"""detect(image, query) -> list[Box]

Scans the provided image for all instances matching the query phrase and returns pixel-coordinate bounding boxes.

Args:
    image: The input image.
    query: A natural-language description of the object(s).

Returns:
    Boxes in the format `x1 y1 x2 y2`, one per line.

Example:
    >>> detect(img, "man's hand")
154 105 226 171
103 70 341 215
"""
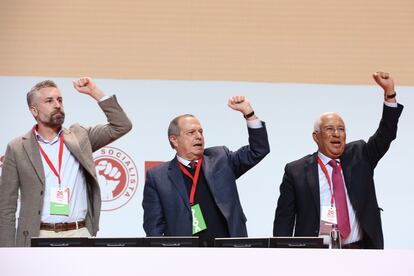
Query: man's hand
373 71 397 103
228 96 257 120
73 77 106 101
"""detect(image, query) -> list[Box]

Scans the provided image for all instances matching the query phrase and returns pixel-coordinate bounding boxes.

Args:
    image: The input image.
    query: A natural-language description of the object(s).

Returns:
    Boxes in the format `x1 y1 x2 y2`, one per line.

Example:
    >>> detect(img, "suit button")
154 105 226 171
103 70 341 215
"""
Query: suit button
38 211 41 215
40 191 43 195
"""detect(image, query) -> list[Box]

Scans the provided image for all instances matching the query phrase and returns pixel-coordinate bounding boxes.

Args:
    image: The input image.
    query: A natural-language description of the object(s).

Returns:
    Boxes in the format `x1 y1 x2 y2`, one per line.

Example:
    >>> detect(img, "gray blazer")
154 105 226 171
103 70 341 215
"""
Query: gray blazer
0 96 132 246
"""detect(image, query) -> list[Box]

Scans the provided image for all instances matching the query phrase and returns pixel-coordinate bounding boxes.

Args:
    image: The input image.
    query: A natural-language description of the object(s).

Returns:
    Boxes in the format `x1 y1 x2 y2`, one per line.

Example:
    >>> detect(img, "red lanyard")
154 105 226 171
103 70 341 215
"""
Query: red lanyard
317 157 342 207
33 126 64 187
178 158 203 205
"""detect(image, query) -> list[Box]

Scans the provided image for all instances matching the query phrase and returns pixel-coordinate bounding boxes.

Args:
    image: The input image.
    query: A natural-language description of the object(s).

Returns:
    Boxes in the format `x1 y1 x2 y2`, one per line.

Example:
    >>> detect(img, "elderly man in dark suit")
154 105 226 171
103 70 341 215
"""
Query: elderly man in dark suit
273 72 403 249
0 77 132 246
143 96 270 246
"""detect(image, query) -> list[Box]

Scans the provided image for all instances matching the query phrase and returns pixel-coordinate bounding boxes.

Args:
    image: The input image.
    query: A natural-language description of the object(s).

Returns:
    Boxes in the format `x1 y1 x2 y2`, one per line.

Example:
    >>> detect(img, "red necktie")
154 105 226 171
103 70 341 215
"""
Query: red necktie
328 160 351 240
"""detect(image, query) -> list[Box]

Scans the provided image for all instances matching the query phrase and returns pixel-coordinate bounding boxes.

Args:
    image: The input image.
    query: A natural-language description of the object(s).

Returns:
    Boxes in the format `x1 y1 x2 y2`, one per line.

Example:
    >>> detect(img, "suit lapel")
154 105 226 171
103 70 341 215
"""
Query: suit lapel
201 154 216 198
22 131 45 185
63 129 94 177
340 151 353 198
168 157 191 211
306 153 320 216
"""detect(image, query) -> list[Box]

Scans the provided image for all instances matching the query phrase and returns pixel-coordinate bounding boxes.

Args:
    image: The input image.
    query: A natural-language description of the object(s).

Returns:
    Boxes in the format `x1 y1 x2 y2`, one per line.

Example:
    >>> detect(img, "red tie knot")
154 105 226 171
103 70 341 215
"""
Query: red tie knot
328 159 338 169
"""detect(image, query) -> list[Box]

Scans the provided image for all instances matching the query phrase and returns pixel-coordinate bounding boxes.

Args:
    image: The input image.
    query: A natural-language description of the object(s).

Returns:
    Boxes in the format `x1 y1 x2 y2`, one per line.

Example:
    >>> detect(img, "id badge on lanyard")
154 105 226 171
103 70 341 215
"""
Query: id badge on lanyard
50 187 70 216
191 203 207 234
178 158 207 234
317 157 338 235
34 127 70 216
320 205 337 235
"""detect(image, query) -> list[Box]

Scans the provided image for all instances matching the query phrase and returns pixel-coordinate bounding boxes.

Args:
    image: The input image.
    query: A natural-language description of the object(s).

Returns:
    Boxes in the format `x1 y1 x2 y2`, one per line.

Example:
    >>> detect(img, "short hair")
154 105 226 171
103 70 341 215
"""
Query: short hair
313 116 323 132
167 114 195 148
313 112 343 132
26 80 58 107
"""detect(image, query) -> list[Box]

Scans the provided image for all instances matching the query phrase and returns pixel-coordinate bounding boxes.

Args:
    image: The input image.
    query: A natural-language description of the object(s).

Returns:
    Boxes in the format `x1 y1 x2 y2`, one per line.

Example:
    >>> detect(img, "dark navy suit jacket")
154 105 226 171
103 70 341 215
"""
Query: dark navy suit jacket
273 104 403 249
143 125 270 237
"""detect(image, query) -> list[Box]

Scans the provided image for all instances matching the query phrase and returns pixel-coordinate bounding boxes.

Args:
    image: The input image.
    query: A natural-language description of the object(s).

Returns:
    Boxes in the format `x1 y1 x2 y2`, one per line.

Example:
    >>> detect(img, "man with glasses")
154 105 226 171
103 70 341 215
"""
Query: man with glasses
272 72 403 249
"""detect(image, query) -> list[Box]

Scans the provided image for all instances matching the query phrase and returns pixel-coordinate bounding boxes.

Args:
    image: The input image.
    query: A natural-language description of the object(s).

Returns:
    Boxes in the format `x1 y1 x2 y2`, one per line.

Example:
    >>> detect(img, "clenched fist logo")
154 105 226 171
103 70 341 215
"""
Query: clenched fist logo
93 147 138 211
95 158 127 201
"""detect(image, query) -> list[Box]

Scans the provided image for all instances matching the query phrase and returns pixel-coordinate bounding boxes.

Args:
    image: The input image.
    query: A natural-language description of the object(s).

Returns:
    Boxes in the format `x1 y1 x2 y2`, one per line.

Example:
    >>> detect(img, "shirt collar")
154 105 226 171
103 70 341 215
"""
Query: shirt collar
34 128 63 145
318 151 340 166
176 155 200 168
176 155 191 167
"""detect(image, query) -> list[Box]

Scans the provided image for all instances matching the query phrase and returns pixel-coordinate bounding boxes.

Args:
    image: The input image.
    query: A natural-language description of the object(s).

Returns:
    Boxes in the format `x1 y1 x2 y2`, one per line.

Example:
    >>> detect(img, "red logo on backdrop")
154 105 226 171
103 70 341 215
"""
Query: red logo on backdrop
93 147 138 211
144 161 164 176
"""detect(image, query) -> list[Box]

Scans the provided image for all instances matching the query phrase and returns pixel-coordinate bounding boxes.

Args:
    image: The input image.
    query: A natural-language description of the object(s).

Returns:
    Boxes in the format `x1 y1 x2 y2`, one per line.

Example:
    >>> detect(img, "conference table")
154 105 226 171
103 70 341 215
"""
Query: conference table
1 247 413 276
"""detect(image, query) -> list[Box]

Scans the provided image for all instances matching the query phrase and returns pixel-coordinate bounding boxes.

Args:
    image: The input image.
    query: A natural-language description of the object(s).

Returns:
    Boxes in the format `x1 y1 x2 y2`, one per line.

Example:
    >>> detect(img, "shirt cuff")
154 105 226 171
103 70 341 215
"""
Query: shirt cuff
99 95 111 102
247 119 263 129
384 101 398 108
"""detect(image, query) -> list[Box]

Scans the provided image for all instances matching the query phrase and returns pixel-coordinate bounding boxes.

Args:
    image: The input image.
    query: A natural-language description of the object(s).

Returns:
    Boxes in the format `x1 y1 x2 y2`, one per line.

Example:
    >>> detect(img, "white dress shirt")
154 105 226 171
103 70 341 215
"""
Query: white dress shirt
317 152 362 244
36 95 110 223
35 131 88 224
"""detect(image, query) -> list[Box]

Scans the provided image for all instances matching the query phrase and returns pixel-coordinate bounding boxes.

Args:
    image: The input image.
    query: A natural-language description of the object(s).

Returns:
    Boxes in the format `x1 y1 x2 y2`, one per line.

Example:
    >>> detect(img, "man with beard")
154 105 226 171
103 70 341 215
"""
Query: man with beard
0 77 132 246
143 96 270 246
273 72 403 249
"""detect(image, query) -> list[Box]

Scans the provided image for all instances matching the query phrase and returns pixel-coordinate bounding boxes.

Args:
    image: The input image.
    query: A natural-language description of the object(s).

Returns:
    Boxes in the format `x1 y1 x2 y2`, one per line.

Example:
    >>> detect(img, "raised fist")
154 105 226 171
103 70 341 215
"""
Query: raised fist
373 71 395 93
227 96 256 120
72 77 105 101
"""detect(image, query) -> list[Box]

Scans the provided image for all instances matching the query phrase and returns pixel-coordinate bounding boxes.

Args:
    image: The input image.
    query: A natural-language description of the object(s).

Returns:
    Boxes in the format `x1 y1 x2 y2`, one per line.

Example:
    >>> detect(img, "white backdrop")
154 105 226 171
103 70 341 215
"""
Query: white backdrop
0 76 412 249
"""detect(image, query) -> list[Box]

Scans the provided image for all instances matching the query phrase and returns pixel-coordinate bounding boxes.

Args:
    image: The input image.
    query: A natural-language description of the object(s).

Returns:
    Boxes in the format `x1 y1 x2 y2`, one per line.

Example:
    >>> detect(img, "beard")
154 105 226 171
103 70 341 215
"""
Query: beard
38 110 65 128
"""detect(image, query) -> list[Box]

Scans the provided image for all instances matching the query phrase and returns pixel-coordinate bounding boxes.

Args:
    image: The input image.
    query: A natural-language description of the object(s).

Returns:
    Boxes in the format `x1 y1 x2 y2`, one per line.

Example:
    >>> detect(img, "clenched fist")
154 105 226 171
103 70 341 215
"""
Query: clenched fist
228 96 257 120
73 77 105 101
373 71 396 103
96 160 121 200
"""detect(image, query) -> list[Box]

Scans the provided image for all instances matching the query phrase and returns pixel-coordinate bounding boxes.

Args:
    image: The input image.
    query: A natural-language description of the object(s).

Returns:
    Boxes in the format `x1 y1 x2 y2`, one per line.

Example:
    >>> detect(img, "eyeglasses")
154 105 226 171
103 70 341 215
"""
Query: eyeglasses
319 126 346 135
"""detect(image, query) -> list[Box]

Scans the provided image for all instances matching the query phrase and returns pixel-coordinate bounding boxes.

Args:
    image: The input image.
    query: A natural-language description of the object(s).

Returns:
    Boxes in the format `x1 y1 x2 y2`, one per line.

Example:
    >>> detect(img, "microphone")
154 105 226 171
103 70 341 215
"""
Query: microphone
23 231 29 247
